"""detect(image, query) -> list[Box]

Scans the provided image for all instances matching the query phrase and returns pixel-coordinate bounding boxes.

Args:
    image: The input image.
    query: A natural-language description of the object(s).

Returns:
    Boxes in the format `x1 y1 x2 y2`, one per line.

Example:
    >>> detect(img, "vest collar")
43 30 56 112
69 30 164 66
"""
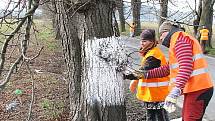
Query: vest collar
162 26 183 48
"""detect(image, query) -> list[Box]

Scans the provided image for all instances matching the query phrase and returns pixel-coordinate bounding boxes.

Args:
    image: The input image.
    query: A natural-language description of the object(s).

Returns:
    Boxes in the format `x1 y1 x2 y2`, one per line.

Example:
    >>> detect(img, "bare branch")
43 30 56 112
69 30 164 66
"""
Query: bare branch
0 0 40 75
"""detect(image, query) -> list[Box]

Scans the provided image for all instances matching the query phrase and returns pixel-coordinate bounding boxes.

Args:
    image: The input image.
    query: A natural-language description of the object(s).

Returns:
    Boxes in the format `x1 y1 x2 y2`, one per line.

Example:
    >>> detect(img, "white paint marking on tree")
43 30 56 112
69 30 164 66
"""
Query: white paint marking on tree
85 36 128 106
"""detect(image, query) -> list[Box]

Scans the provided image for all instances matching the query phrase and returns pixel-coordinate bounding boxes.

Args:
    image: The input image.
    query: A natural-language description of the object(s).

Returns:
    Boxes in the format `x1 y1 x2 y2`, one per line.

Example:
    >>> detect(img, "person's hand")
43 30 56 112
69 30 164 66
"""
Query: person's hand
123 73 138 80
163 87 181 113
123 67 147 79
129 80 138 93
132 69 146 79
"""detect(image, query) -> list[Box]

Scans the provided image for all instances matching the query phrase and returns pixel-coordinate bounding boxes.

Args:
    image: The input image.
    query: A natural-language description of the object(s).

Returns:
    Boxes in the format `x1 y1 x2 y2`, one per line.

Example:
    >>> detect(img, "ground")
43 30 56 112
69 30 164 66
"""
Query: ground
0 45 70 120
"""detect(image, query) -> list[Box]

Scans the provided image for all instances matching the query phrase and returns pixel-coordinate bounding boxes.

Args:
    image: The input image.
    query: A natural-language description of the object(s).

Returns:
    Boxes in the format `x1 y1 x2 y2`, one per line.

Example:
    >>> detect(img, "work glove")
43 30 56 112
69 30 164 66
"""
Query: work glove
132 69 146 79
163 87 182 113
123 73 138 80
123 67 146 80
129 80 138 93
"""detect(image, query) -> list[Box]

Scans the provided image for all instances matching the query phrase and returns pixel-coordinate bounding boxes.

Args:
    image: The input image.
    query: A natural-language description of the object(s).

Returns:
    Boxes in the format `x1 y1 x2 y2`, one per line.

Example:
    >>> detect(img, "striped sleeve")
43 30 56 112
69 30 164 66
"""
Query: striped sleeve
174 36 193 89
146 65 170 78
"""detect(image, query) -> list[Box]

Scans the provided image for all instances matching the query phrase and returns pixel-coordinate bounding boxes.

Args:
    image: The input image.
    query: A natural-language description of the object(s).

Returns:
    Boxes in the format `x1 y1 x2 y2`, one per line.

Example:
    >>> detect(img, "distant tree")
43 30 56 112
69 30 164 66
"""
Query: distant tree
199 0 215 48
42 0 61 40
159 0 168 26
131 0 141 36
193 0 202 37
116 0 126 32
54 0 127 120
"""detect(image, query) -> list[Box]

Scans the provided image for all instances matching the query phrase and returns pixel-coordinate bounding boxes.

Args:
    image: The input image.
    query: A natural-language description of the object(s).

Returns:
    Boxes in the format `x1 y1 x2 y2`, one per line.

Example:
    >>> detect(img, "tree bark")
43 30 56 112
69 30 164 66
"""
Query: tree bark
159 0 168 26
199 0 215 48
116 0 126 32
131 0 141 36
55 0 126 120
193 0 202 37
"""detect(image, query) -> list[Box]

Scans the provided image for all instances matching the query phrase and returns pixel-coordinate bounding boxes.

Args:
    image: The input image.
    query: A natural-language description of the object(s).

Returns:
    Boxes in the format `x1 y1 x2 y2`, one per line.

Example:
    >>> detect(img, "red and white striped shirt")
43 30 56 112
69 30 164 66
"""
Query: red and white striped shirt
147 34 193 90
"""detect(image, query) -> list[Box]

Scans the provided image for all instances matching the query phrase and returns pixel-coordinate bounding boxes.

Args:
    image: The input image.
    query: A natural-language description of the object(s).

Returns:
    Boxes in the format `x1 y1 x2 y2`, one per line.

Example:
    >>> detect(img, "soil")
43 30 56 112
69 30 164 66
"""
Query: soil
0 47 70 121
0 43 181 121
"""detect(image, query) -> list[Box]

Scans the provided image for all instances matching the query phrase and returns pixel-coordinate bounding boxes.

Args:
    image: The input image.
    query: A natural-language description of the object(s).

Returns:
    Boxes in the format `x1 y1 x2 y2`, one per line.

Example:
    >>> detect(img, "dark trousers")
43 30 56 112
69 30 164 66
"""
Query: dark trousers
182 87 214 121
200 40 207 53
146 108 169 121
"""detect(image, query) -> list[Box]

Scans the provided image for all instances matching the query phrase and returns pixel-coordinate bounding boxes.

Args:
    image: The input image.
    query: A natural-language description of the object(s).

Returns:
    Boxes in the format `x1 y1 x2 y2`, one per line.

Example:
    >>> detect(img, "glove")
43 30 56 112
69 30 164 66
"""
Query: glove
123 73 138 80
163 87 181 113
132 69 146 79
123 67 146 79
129 80 138 93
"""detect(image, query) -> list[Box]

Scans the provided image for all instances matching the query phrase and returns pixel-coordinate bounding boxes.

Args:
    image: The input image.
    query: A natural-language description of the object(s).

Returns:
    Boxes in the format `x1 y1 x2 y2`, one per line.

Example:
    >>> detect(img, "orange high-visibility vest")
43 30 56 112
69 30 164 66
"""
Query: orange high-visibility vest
136 47 169 102
200 29 209 41
169 32 213 93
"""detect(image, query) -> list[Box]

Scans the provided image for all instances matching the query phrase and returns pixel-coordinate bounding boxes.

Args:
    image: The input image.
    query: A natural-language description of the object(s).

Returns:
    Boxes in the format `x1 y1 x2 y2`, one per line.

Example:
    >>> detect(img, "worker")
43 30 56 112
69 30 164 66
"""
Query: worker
130 22 136 37
199 26 209 54
125 29 170 121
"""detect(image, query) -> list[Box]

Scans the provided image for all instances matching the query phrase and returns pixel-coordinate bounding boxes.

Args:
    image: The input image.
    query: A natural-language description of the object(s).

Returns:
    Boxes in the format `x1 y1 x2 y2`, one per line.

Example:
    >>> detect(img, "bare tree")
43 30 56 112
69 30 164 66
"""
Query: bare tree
116 0 126 32
131 0 141 36
199 0 215 48
159 0 168 26
54 0 127 120
193 0 202 37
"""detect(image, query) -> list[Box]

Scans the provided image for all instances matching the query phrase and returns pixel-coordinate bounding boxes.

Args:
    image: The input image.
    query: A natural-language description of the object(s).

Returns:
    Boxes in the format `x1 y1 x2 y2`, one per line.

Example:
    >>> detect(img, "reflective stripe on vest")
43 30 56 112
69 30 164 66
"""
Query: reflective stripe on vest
138 81 169 87
170 53 205 69
170 67 209 82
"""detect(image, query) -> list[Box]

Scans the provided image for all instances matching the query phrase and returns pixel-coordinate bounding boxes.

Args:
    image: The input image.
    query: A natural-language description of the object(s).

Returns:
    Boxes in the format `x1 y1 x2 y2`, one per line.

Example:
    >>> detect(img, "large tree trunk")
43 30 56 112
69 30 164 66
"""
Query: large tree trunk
55 0 126 120
199 0 215 48
159 0 168 26
131 0 141 36
116 0 126 32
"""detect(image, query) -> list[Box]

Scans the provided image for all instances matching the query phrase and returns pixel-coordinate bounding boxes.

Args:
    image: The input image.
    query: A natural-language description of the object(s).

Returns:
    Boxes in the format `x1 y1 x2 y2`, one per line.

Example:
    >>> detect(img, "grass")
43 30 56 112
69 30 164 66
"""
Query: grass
40 99 65 119
34 20 59 51
0 19 58 51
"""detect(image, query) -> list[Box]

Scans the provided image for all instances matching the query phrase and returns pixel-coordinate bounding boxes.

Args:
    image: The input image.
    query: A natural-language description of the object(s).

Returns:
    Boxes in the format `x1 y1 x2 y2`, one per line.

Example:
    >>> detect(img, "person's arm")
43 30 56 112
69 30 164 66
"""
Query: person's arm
146 65 170 79
174 36 193 90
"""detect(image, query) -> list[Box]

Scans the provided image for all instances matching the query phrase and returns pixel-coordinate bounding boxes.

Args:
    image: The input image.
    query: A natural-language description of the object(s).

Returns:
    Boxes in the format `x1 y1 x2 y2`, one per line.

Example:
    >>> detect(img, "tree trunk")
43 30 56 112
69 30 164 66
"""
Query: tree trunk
193 0 202 37
199 0 215 48
51 0 61 40
159 0 168 26
55 0 126 120
113 8 121 37
207 6 213 48
117 0 126 32
131 0 141 36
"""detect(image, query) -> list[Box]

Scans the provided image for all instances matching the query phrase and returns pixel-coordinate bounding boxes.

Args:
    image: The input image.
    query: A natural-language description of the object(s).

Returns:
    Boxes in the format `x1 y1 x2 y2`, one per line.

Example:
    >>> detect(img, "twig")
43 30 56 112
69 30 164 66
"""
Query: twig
0 55 23 91
25 62 35 121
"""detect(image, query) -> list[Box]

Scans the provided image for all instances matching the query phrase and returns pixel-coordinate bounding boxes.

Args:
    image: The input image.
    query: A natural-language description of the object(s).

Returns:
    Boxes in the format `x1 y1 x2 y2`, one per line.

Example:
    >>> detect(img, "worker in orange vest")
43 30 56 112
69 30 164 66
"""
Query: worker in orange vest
129 22 136 37
199 26 209 54
124 29 170 121
127 21 213 121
